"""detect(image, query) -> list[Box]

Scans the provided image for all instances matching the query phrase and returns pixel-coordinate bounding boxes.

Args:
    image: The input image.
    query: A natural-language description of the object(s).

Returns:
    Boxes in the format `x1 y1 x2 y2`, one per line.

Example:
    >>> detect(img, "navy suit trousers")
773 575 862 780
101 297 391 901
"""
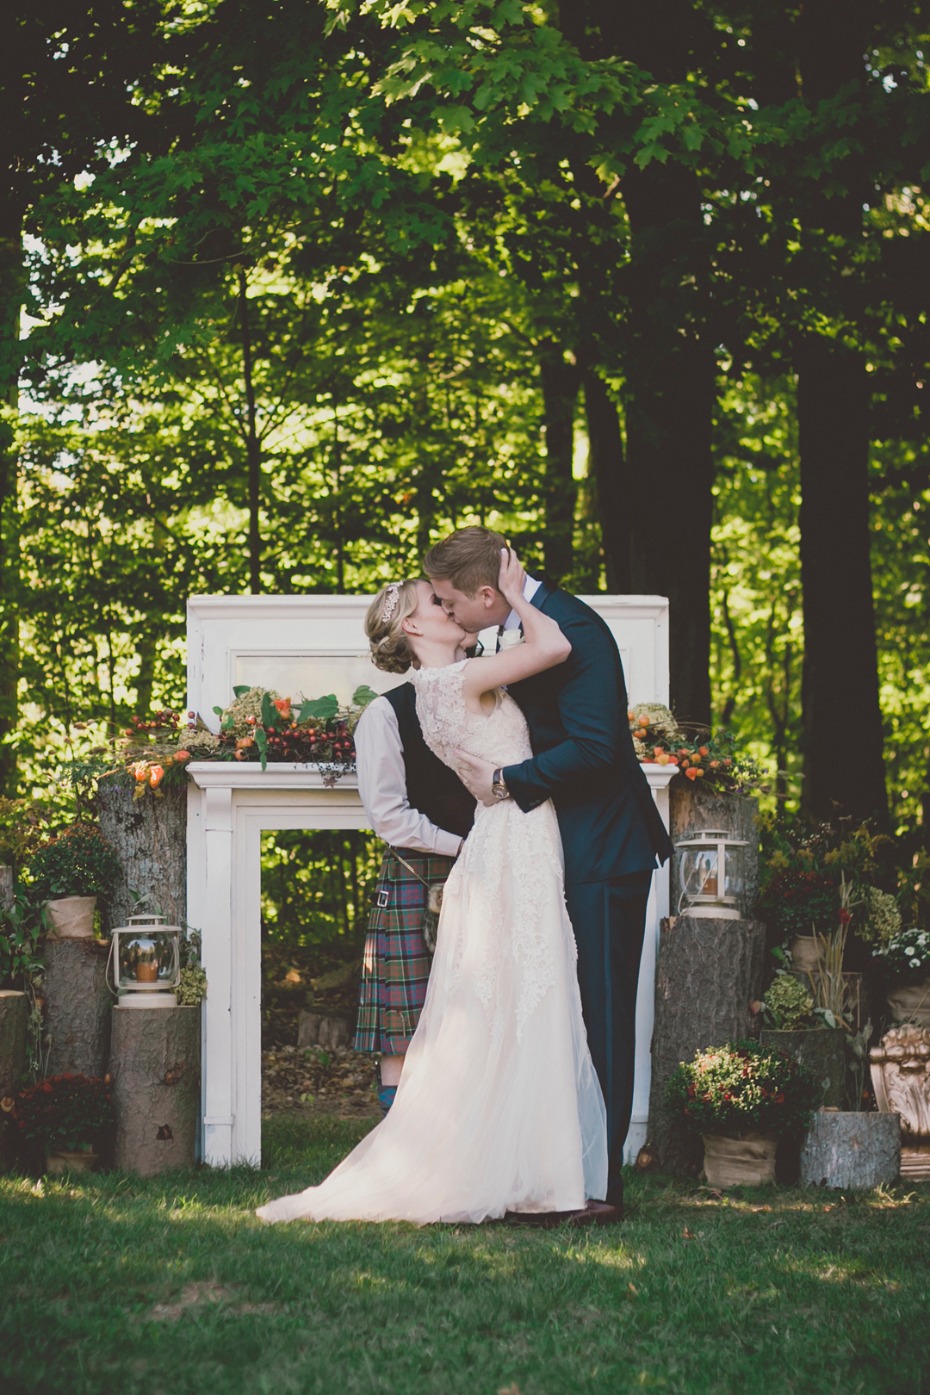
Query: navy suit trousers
565 868 653 1199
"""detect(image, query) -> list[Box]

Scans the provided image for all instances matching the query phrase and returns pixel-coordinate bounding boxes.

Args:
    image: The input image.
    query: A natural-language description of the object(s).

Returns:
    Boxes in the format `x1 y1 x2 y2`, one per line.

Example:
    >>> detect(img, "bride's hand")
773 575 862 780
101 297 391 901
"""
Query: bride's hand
497 547 526 606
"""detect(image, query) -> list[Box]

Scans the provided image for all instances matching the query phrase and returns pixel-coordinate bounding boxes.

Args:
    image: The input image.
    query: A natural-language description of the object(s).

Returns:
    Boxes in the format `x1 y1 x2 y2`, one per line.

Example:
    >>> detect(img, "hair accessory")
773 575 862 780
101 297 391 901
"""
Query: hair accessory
379 582 402 625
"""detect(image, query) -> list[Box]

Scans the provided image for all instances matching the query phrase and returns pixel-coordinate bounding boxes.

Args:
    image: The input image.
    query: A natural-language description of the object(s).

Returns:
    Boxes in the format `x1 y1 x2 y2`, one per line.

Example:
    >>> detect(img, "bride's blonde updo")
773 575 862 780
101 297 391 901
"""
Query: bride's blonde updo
365 579 421 674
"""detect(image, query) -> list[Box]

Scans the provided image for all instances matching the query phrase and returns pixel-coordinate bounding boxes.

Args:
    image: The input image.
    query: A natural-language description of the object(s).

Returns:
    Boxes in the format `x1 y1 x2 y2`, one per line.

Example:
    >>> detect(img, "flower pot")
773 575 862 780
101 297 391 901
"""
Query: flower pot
886 979 930 1029
44 896 97 940
701 1132 777 1188
799 1109 900 1189
45 1148 99 1175
789 934 822 972
759 1026 846 1109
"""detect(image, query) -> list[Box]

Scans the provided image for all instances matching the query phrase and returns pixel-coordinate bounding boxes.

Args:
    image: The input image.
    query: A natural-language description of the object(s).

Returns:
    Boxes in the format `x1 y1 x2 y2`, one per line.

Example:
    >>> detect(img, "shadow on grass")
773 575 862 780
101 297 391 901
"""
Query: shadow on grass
1 1113 929 1395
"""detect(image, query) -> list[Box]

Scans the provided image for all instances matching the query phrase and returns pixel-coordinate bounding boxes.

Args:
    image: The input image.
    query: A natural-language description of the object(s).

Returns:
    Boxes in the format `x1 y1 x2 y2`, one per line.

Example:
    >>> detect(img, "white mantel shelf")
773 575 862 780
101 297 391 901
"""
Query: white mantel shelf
187 762 676 792
187 762 359 790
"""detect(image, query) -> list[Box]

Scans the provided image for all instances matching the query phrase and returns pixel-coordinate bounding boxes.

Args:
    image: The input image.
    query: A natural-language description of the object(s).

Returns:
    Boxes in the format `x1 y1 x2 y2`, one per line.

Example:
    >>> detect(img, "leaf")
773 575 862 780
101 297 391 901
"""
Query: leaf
260 691 278 730
233 685 251 697
297 695 340 722
255 727 268 771
352 685 378 708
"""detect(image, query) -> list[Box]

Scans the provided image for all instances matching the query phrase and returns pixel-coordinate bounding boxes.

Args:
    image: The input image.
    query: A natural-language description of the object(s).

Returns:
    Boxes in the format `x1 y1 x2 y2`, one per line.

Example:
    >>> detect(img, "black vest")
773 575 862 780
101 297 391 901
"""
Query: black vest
384 683 475 840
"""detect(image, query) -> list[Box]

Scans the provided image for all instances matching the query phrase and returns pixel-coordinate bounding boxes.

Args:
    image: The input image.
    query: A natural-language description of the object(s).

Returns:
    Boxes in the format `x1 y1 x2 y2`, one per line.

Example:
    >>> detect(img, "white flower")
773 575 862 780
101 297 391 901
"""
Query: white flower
499 629 524 649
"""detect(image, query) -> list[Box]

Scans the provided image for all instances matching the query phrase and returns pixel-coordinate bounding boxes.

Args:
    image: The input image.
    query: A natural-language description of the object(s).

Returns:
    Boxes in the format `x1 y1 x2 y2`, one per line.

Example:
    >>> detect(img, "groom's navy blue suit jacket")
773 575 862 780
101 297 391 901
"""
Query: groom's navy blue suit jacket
501 581 672 882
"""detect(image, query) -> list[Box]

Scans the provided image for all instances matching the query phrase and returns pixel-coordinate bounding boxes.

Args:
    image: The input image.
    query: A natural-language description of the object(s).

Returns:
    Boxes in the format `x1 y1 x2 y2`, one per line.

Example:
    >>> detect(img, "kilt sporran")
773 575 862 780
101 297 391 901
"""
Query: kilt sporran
392 849 446 954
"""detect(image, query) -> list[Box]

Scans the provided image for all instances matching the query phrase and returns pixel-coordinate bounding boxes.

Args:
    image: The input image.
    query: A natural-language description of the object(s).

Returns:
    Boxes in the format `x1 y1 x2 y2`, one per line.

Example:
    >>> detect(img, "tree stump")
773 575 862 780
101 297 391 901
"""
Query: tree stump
297 1010 352 1051
760 1027 846 1109
799 1110 900 1189
669 784 760 918
0 990 27 1172
109 1005 200 1175
43 939 111 1077
647 914 767 1175
96 776 187 933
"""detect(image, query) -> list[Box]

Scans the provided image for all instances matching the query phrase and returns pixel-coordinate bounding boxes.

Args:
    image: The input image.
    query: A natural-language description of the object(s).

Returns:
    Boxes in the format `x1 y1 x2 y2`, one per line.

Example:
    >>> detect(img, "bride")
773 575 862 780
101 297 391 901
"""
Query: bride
256 550 607 1225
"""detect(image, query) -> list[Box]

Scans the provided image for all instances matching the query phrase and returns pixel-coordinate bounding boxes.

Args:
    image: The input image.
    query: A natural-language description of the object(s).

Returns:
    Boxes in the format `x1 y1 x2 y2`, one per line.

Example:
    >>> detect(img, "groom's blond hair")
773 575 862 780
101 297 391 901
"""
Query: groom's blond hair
423 526 507 596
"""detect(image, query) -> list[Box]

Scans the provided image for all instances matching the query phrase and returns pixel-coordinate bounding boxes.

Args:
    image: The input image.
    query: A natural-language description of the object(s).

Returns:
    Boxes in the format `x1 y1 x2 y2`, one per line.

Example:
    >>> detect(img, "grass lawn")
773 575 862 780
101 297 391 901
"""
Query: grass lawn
1 1112 928 1395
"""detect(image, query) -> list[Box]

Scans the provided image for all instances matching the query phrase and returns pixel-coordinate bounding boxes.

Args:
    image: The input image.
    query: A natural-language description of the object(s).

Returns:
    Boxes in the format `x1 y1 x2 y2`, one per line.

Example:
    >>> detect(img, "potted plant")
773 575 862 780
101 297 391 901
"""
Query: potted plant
12 1072 114 1173
26 823 122 939
665 1039 818 1187
176 964 207 1006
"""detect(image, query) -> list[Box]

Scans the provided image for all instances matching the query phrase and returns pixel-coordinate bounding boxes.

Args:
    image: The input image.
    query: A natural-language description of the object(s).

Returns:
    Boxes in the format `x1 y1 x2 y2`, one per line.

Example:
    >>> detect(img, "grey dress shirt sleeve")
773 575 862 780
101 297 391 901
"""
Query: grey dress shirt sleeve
354 697 462 857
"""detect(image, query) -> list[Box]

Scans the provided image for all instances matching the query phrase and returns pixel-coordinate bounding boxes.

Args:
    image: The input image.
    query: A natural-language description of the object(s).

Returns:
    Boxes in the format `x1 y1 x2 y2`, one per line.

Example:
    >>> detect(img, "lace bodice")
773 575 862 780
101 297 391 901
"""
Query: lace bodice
409 660 532 771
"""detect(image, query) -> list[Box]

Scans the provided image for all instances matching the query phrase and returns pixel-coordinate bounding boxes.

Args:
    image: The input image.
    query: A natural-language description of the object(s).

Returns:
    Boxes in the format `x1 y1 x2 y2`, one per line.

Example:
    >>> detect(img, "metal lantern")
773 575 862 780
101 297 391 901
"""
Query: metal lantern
107 914 181 1007
676 829 749 920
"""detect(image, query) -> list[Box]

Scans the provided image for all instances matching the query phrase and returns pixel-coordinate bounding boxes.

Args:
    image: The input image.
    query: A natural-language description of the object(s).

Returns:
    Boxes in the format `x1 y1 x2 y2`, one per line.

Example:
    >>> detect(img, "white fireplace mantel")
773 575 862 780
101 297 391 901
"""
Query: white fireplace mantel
187 760 675 1168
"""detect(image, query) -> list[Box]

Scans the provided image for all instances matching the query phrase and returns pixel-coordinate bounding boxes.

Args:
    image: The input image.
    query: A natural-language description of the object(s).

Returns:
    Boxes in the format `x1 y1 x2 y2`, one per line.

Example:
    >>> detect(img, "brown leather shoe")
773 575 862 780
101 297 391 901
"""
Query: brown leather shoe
503 1200 622 1229
504 1206 592 1229
584 1199 622 1224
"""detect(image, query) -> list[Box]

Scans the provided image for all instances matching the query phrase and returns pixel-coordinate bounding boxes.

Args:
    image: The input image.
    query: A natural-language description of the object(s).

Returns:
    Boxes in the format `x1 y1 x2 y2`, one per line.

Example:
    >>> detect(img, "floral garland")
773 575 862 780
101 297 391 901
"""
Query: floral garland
120 693 765 798
121 686 377 796
628 703 766 793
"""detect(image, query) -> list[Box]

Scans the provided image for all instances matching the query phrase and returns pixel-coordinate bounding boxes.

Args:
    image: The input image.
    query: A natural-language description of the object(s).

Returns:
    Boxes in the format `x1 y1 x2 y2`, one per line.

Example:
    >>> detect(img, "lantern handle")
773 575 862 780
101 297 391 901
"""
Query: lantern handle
105 935 119 998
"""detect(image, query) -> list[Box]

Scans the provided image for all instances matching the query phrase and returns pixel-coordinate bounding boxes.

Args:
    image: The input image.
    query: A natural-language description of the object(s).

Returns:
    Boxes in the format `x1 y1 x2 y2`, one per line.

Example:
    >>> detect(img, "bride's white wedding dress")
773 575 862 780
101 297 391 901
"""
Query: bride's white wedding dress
256 661 607 1224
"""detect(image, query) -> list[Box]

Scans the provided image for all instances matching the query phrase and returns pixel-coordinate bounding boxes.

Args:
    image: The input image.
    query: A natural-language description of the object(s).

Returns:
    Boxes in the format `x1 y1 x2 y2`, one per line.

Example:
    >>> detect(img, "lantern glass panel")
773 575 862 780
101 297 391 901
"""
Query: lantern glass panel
723 844 747 902
118 932 179 988
680 847 721 901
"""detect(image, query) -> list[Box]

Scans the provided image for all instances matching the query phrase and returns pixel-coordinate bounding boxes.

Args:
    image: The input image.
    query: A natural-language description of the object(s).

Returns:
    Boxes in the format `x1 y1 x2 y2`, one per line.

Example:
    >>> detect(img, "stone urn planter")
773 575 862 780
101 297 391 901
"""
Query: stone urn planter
702 1132 777 1188
799 1109 900 1189
870 1025 930 1179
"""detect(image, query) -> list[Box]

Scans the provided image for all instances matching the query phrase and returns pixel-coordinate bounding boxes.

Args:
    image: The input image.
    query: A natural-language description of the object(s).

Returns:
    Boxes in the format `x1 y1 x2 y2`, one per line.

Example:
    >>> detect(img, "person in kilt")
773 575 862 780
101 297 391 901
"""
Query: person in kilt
354 676 474 1112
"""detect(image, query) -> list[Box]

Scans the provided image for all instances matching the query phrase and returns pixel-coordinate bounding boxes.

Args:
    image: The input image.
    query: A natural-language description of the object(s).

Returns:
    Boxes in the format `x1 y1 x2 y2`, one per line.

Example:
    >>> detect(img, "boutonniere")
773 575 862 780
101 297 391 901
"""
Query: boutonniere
499 629 524 650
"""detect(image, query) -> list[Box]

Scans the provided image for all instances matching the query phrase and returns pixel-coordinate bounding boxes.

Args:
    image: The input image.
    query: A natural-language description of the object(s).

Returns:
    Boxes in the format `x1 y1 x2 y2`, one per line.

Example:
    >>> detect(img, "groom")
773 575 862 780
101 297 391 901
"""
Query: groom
424 526 672 1218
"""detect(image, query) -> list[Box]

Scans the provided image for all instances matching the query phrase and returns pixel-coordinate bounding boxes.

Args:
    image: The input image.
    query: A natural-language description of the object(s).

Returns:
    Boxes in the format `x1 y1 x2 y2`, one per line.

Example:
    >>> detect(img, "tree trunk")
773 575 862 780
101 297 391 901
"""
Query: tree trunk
797 340 887 823
799 1110 900 1189
0 863 12 913
622 163 715 727
0 989 26 1171
96 775 187 935
43 939 111 1077
109 1004 200 1175
539 341 579 584
582 370 630 592
794 0 887 826
0 989 26 1094
0 209 23 798
648 915 767 1175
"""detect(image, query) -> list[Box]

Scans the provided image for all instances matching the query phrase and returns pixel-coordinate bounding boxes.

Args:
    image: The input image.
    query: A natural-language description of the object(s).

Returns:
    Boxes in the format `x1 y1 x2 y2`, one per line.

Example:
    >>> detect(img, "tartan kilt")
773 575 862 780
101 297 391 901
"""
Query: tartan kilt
354 847 457 1055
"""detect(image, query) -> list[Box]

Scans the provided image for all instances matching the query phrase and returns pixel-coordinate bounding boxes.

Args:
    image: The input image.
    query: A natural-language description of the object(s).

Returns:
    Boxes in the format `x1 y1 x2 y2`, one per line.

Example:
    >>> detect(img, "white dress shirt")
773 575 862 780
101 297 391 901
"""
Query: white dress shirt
354 696 463 857
500 574 542 635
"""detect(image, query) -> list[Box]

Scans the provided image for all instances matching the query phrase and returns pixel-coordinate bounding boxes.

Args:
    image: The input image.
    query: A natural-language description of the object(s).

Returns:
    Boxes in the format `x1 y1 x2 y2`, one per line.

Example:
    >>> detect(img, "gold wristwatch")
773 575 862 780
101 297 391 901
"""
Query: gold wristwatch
491 768 511 801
